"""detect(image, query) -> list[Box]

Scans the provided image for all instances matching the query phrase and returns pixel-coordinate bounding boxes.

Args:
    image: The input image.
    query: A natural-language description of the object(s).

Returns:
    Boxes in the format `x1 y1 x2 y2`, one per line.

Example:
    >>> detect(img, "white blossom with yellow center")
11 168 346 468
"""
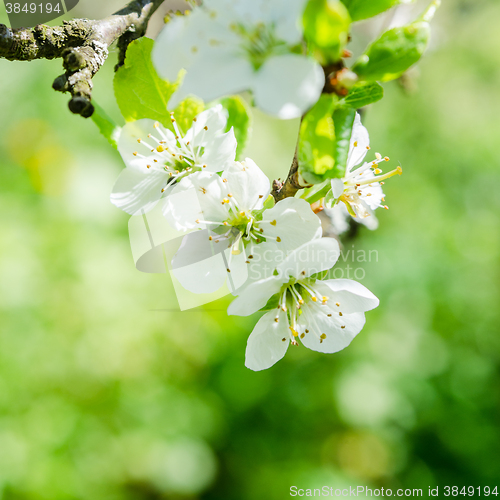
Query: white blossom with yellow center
152 0 324 119
163 158 322 294
329 113 402 222
227 238 379 371
110 105 236 215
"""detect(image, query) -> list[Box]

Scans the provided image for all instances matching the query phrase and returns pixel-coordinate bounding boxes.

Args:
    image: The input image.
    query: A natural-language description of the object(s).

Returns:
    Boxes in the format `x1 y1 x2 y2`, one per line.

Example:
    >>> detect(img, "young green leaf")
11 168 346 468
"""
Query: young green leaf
303 0 351 64
91 101 122 149
212 96 252 159
332 107 356 172
351 19 431 82
302 106 356 204
114 37 177 127
341 0 410 22
340 81 384 109
173 97 205 136
298 94 339 185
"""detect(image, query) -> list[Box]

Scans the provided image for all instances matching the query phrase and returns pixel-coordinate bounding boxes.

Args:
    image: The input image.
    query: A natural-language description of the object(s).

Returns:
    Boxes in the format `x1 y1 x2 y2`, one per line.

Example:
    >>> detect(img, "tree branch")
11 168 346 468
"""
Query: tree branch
271 148 311 202
0 0 165 117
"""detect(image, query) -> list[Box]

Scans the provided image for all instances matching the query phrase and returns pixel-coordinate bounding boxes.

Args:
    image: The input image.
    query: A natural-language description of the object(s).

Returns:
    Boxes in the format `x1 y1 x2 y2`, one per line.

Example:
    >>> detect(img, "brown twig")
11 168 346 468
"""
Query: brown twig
0 0 165 117
271 147 312 202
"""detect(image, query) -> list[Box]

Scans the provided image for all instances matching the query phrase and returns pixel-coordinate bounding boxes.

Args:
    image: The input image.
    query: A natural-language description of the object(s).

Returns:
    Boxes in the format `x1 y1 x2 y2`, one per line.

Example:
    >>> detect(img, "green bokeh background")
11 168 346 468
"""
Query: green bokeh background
0 0 499 498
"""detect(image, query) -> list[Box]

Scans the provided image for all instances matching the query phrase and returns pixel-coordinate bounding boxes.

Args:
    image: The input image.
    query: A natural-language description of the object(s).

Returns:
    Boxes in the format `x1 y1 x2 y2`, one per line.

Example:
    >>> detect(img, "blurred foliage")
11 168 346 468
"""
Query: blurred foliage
0 0 500 499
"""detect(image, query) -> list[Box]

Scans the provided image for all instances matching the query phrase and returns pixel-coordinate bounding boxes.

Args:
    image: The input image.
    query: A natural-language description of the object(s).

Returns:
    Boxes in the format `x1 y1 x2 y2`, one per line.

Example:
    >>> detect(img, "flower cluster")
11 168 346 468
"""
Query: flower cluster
109 0 409 371
110 105 394 370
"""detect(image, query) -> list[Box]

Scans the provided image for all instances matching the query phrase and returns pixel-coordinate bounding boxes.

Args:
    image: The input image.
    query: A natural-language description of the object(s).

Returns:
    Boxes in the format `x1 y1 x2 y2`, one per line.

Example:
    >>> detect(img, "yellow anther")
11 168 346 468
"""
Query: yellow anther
276 237 281 242
384 156 390 161
209 236 213 241
320 333 327 339
204 126 208 131
366 146 371 150
133 152 138 156
147 165 151 169
374 168 382 174
270 220 277 226
353 141 358 147
299 299 304 305
202 164 207 168
341 325 346 329
375 152 382 160
300 333 305 339
339 312 343 316
154 122 159 128
157 145 164 152
336 302 340 307
312 297 317 302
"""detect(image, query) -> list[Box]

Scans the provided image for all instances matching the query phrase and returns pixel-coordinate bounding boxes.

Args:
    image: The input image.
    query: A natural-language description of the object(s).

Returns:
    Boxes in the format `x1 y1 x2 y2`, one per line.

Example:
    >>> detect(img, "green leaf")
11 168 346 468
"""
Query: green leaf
302 107 356 204
298 94 339 185
173 97 205 135
303 0 351 64
91 101 122 149
341 0 409 22
212 96 252 159
332 106 356 171
114 37 177 127
340 81 384 109
352 20 431 82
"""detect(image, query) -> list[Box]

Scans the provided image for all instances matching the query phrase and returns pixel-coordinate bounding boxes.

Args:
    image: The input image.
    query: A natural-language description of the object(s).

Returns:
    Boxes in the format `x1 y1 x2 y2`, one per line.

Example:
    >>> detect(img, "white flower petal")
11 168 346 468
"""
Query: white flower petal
331 178 345 199
299 308 366 354
152 8 210 81
245 310 290 371
320 279 380 313
253 54 324 119
162 172 229 231
196 128 237 172
245 241 284 284
183 104 228 146
227 275 284 316
346 113 370 172
171 231 229 294
110 168 169 215
272 0 308 45
277 238 340 280
259 197 322 252
224 159 271 211
168 49 255 109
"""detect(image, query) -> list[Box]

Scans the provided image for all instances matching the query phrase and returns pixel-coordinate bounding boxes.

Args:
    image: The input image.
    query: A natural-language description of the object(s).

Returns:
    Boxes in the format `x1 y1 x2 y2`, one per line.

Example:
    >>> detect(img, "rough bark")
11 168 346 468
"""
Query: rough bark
0 0 165 117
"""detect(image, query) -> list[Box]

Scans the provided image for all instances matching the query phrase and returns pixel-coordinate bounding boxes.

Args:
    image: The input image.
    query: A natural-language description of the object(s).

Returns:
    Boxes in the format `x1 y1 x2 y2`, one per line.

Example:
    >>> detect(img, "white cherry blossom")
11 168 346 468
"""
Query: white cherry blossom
163 158 322 294
111 105 236 215
329 113 402 222
152 0 324 119
227 238 379 371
